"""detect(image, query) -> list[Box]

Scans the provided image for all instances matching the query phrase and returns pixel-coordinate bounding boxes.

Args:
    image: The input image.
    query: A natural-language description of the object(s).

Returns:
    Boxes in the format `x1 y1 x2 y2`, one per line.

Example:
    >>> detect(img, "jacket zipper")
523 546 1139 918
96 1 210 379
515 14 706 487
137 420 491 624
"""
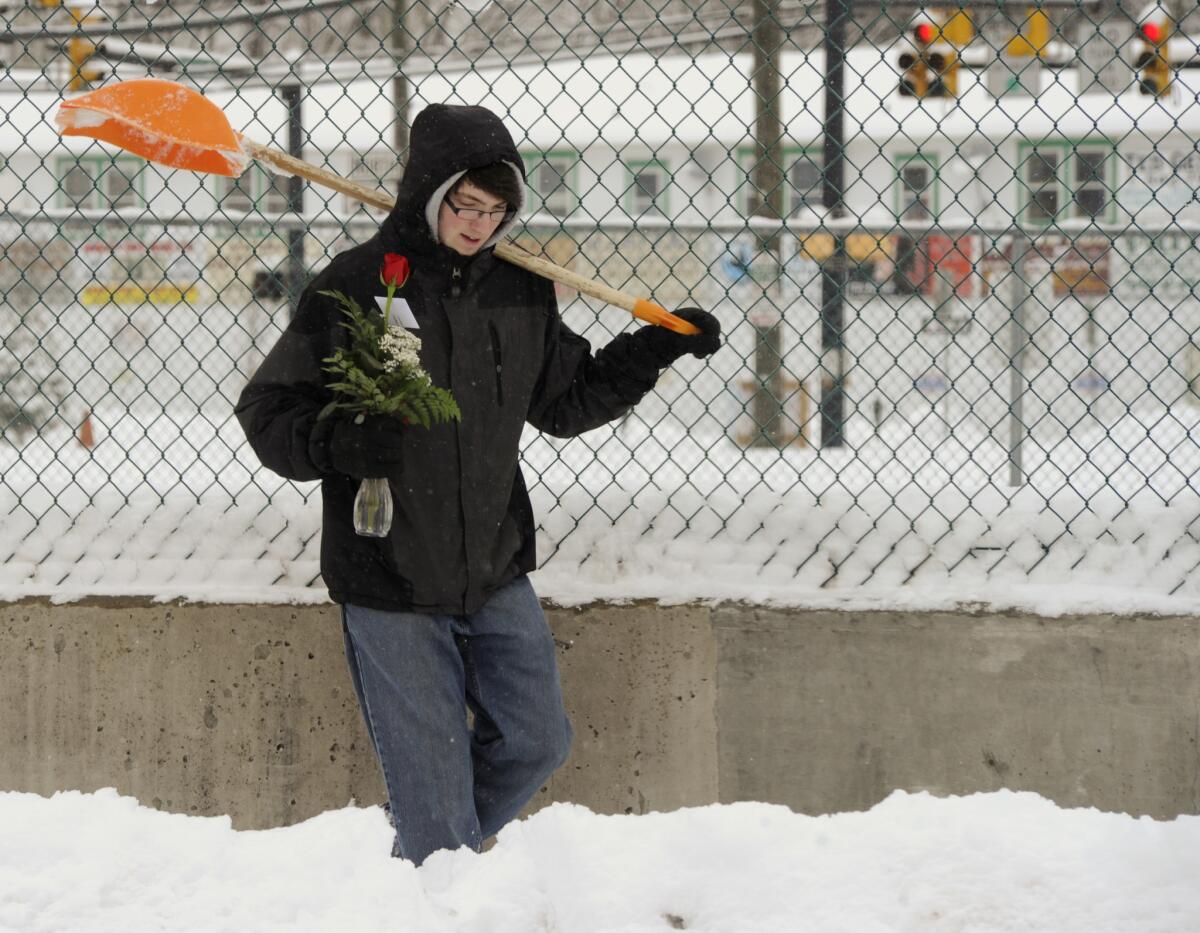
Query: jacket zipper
448 260 473 610
488 320 505 407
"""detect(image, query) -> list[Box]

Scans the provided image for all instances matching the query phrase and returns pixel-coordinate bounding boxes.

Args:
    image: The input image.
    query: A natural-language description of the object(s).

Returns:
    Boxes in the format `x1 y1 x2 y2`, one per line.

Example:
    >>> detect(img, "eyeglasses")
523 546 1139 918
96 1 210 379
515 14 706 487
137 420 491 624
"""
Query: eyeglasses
442 196 513 223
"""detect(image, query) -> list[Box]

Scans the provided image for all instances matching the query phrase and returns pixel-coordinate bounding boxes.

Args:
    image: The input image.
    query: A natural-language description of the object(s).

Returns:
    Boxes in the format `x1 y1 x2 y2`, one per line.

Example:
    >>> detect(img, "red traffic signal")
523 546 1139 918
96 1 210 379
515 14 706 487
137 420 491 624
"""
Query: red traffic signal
1136 16 1172 96
913 22 936 45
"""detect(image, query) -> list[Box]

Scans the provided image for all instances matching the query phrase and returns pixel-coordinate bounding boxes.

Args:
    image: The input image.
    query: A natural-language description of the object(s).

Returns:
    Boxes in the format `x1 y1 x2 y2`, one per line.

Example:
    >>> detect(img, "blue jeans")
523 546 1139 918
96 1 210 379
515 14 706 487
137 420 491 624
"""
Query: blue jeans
341 575 573 864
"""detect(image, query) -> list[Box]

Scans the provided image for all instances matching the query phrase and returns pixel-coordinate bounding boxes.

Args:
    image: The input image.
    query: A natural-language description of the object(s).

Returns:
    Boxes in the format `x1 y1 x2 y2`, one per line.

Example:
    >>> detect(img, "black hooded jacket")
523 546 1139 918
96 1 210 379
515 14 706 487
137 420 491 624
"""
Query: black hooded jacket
235 104 666 614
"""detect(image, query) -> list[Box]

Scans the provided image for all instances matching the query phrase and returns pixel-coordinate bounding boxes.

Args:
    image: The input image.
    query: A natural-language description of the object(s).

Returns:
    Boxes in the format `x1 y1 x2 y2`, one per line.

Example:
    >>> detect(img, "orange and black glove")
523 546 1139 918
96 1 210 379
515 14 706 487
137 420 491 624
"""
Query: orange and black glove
638 308 722 367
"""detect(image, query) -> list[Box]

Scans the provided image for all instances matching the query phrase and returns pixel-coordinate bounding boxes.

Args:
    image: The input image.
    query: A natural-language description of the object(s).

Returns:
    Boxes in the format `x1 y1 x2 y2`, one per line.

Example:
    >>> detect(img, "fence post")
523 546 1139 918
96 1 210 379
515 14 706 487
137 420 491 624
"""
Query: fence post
749 0 786 448
819 0 849 448
282 82 305 318
1007 231 1031 487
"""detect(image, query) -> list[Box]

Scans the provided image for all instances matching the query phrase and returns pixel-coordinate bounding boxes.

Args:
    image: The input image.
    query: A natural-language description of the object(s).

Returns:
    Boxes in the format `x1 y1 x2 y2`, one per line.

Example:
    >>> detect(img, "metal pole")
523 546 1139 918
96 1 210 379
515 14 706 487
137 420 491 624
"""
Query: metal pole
820 0 849 448
750 0 786 448
392 0 410 182
282 83 305 319
1007 231 1030 486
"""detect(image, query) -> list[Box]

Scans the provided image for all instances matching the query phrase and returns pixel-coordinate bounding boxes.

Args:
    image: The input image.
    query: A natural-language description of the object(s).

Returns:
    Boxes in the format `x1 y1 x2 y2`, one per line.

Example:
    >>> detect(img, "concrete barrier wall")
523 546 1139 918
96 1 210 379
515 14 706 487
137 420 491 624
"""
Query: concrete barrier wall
2 598 1198 829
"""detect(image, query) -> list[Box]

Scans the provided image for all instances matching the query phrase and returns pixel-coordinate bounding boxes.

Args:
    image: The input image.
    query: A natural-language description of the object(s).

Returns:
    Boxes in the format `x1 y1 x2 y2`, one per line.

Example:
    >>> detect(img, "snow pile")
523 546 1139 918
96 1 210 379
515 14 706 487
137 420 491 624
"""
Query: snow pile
3 476 1200 617
1 787 1197 932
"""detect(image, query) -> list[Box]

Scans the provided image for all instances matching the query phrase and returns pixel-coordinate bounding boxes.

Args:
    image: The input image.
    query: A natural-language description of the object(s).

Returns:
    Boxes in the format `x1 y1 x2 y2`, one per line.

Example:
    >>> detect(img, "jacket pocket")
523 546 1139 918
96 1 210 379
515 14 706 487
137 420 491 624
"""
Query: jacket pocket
488 319 505 407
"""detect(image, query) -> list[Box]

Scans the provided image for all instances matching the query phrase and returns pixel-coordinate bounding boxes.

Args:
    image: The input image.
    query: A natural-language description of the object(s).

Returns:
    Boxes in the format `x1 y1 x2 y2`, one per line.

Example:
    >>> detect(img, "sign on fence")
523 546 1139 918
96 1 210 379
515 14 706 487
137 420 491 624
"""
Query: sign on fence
74 235 203 307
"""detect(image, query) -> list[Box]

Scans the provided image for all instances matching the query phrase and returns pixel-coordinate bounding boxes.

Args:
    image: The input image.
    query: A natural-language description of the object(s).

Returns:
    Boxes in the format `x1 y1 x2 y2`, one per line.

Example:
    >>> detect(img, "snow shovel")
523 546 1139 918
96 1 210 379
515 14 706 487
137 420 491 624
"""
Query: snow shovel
54 78 700 335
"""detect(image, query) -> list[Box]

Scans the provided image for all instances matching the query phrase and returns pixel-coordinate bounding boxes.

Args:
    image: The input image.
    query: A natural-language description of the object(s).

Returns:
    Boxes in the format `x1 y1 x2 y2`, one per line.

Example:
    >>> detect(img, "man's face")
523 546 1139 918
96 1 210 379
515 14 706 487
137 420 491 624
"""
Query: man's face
437 181 509 256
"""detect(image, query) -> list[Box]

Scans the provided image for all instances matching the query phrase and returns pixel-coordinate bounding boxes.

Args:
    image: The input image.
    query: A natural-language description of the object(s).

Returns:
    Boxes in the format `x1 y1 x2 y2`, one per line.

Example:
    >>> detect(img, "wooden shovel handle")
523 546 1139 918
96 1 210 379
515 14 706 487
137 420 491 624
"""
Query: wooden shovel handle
242 137 700 335
242 137 394 211
491 243 698 333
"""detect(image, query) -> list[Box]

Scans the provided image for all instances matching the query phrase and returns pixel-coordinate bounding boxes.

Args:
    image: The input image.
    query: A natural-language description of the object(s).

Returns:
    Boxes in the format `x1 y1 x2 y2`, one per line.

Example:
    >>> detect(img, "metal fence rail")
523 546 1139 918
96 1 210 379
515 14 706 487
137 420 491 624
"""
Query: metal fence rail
2 0 1199 602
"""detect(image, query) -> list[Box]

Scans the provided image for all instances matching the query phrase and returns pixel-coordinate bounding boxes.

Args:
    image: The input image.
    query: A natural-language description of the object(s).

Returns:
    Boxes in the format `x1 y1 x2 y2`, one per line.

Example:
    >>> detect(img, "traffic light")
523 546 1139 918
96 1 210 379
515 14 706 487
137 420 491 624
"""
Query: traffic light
1135 15 1172 97
935 7 973 97
897 14 960 99
928 48 960 98
68 36 104 91
1006 7 1051 58
898 18 935 97
40 0 106 91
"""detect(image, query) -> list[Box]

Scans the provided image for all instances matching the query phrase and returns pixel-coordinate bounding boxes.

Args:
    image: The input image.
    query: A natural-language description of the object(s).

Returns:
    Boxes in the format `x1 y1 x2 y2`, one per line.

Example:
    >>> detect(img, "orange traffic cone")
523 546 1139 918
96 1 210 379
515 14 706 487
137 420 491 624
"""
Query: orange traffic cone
79 410 95 450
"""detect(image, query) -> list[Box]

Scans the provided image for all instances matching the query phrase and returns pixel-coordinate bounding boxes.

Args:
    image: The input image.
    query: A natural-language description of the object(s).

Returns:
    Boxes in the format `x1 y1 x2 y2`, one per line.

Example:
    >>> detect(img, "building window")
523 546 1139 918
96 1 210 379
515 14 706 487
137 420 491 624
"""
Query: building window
1074 148 1109 218
524 152 576 217
262 173 291 214
61 161 95 209
218 167 295 214
895 154 938 221
219 172 255 213
627 160 668 216
101 161 139 209
789 152 823 215
346 149 401 214
1019 141 1114 224
57 156 143 210
740 147 824 216
1026 148 1060 221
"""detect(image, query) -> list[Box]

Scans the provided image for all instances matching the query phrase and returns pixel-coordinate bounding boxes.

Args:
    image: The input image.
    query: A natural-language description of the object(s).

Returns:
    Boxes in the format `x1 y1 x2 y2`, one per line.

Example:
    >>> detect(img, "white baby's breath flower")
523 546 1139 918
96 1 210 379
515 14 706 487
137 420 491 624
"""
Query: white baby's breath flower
379 326 423 375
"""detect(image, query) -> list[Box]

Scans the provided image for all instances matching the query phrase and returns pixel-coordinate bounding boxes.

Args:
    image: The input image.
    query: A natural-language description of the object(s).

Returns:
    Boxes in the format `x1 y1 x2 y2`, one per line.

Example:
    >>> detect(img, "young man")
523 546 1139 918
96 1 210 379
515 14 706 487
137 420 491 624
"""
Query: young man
235 103 720 864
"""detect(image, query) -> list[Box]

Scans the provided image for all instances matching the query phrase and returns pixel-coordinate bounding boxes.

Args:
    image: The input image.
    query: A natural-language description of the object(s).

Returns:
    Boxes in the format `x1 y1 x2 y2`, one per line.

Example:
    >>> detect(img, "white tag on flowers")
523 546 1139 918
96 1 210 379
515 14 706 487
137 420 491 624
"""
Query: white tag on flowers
376 295 419 329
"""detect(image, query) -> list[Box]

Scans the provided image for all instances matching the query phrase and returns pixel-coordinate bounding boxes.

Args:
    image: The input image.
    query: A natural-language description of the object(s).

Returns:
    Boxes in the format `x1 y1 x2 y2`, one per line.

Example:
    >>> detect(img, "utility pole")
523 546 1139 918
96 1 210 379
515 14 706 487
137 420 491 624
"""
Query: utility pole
749 0 786 448
820 0 849 447
392 0 410 183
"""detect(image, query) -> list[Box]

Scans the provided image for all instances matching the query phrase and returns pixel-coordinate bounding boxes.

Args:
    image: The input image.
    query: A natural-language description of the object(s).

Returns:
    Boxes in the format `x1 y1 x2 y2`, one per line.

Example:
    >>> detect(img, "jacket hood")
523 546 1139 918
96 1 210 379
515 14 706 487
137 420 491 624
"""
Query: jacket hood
384 103 526 256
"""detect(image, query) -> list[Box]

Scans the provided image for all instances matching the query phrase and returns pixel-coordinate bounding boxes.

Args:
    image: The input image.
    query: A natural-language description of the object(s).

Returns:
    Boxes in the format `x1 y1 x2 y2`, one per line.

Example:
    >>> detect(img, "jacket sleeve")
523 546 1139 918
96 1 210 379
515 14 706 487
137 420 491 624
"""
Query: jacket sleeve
526 284 665 438
234 283 342 482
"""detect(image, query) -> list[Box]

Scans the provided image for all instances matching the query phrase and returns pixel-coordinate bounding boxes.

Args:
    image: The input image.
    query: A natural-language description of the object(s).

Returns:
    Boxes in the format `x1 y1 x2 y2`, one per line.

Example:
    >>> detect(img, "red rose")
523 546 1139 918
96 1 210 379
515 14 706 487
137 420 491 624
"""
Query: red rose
380 253 410 289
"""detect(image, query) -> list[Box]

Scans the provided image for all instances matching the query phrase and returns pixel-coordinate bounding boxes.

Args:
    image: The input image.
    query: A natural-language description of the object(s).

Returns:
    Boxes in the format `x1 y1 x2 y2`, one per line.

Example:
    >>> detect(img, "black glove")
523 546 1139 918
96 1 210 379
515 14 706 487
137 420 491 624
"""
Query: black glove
638 308 722 367
320 413 406 479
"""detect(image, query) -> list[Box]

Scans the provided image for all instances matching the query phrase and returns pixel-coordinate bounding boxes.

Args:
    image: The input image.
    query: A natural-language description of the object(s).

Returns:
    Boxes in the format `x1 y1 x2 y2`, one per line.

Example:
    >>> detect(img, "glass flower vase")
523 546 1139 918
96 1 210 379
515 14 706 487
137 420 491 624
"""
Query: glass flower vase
353 477 393 537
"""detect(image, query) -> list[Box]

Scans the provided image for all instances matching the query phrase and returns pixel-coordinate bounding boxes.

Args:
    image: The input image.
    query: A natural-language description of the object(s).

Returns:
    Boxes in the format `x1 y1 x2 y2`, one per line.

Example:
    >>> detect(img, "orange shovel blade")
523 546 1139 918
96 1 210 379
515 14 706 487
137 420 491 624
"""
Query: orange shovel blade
55 78 249 177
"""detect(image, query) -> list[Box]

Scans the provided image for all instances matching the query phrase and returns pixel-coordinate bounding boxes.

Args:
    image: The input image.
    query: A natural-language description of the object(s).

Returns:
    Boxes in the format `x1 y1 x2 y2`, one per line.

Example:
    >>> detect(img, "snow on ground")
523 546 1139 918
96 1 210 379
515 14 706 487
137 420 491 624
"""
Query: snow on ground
1 787 1197 933
3 398 1200 616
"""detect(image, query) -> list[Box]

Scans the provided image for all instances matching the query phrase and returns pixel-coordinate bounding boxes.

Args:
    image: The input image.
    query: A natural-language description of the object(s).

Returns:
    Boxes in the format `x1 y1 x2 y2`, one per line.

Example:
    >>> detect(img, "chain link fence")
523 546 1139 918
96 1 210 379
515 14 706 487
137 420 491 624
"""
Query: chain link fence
2 0 1199 604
